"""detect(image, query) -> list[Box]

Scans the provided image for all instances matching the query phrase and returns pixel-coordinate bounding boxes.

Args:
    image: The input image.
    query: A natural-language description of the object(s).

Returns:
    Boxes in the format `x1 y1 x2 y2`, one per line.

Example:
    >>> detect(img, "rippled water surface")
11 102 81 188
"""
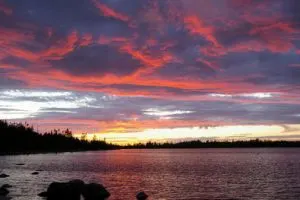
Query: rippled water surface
0 148 300 200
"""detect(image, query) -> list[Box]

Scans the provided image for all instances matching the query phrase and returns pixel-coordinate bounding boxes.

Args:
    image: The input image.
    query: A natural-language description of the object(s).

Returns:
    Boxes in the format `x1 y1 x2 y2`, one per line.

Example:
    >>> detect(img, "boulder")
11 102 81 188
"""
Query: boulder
0 174 9 178
37 191 48 197
0 196 11 200
68 179 85 190
0 185 12 189
42 180 109 200
82 183 110 200
136 191 148 200
16 163 25 166
46 180 85 200
0 187 9 196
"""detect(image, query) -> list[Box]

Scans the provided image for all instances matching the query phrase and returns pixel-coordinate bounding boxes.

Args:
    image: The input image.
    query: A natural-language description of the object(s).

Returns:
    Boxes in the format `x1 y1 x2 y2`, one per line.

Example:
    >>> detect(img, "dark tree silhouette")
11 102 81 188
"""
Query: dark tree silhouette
1 120 299 155
0 120 116 155
123 139 300 149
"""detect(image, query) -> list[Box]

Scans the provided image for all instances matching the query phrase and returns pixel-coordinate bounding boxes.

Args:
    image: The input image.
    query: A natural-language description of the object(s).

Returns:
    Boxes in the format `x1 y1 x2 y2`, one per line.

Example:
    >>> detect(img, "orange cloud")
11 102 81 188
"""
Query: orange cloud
80 33 93 46
201 21 298 57
97 119 222 134
92 0 129 22
16 118 227 135
197 58 219 71
120 43 173 69
8 65 285 102
5 46 40 62
0 28 40 62
249 22 297 53
97 35 175 74
184 15 221 47
0 27 33 46
98 35 129 45
42 31 79 60
1 28 96 68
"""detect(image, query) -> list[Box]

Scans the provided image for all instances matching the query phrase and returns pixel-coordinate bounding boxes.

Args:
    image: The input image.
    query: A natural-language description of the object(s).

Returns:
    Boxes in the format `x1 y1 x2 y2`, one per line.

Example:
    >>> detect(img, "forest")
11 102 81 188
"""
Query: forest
1 120 299 155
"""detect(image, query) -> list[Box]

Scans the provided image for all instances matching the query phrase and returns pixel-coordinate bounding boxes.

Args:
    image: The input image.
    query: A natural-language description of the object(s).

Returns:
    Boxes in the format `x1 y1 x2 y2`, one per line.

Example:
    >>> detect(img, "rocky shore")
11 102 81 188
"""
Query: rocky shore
0 173 148 200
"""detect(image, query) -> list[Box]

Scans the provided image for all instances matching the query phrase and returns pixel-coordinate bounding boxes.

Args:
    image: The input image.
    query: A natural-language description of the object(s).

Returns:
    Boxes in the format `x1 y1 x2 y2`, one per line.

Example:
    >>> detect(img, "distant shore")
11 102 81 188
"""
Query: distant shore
123 140 300 149
2 141 300 156
1 120 300 156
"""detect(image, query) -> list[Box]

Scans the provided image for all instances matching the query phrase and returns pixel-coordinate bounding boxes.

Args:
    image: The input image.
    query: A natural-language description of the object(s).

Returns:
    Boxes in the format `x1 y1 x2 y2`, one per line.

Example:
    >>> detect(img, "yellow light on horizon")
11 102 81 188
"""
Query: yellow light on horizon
73 124 300 145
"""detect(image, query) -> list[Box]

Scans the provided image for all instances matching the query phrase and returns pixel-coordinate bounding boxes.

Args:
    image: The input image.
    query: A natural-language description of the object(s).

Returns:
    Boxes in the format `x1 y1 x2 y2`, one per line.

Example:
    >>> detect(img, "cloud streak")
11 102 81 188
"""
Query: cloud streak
0 0 300 141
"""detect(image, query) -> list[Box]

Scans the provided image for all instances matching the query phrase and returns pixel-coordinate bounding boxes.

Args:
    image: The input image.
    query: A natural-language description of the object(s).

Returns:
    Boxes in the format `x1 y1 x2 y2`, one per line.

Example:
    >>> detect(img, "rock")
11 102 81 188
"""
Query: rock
38 191 48 197
0 174 9 178
0 185 12 189
16 163 25 166
43 180 109 200
68 179 85 191
0 187 9 196
136 191 148 200
31 172 39 175
46 180 84 200
82 183 110 200
0 196 11 200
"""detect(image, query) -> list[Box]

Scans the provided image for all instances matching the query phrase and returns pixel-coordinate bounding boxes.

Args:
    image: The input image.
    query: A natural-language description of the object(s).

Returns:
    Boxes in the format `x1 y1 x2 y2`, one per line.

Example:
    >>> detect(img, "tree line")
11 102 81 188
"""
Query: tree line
124 139 300 149
0 120 116 155
1 120 299 155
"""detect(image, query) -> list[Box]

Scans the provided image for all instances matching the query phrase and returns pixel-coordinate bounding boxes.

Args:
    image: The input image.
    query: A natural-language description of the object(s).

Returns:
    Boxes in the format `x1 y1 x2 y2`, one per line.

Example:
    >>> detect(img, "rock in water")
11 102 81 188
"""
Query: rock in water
42 180 108 200
136 191 148 200
82 183 110 200
31 172 39 175
46 180 85 200
0 185 12 189
0 187 9 196
37 191 48 197
47 182 81 200
16 163 25 166
0 174 9 178
68 179 85 191
0 196 11 200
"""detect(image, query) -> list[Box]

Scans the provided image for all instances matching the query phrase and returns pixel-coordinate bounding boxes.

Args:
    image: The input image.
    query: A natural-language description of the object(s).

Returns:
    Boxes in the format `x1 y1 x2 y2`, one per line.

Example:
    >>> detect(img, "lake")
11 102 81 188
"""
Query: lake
0 148 300 200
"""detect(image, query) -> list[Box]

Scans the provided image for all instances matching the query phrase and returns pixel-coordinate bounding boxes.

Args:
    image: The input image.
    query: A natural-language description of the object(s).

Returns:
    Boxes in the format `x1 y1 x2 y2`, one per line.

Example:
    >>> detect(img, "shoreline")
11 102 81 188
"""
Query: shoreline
1 146 300 156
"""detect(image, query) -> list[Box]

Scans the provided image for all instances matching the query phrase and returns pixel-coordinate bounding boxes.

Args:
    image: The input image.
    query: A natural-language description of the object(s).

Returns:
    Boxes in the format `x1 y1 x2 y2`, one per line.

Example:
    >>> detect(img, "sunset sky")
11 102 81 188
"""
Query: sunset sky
1 0 300 144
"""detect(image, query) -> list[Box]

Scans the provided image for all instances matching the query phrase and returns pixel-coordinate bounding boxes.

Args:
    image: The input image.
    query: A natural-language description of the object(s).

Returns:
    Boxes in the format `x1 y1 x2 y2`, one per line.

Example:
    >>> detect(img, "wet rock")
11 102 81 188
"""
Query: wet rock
0 185 12 189
0 187 9 196
82 183 110 200
68 179 85 191
0 174 9 178
16 163 25 166
42 180 109 200
31 172 39 175
38 191 48 197
0 196 11 200
136 191 148 200
46 180 85 200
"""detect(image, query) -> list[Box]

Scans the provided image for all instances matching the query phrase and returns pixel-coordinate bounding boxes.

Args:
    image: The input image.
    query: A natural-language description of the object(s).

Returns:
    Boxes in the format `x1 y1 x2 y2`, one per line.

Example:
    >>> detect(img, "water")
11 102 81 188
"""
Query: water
0 148 300 200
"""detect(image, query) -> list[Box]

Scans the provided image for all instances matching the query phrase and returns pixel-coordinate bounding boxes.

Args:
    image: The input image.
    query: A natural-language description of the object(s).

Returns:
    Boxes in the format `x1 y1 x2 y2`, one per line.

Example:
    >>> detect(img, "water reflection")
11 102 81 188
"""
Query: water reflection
0 148 300 200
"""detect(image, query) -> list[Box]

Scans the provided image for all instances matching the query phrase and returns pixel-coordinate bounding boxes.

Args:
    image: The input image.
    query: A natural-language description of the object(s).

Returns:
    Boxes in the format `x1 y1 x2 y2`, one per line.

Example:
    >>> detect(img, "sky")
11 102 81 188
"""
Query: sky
0 0 300 144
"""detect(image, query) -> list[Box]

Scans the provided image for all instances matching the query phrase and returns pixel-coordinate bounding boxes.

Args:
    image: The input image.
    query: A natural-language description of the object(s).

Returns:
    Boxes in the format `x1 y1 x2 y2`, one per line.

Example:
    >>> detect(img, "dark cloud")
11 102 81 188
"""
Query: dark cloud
1 56 32 67
50 45 143 76
0 0 300 137
7 0 102 29
0 70 26 89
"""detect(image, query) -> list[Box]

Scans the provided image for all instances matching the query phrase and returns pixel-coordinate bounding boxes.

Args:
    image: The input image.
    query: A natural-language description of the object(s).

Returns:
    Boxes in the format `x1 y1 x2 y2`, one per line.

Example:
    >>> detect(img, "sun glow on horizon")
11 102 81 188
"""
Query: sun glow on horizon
73 124 300 145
